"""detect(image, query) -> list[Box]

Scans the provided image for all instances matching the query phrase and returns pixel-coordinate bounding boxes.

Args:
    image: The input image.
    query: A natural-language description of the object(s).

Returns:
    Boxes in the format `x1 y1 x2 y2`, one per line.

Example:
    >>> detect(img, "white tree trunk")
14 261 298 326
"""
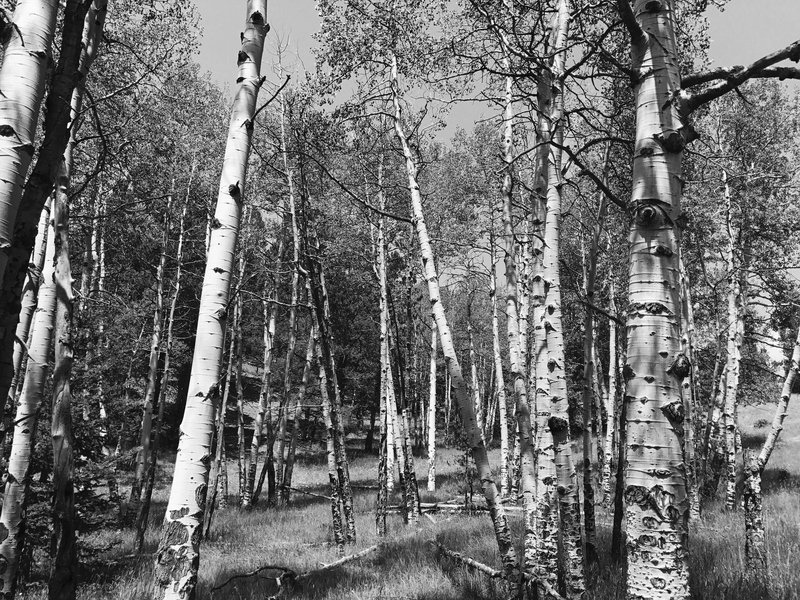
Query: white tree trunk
153 5 267 597
0 0 59 289
0 217 56 597
427 321 437 492
390 52 520 588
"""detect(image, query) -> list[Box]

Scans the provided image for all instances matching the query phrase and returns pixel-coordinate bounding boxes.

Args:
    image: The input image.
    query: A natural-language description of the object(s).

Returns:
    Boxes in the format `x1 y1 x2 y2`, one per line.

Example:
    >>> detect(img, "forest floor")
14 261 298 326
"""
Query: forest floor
17 400 800 599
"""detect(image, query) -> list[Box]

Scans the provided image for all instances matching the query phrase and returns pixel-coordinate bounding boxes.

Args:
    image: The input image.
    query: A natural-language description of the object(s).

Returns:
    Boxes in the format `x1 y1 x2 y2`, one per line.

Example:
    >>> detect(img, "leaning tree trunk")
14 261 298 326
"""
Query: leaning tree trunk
306 227 356 543
48 166 78 600
389 51 521 589
622 1 691 597
0 0 99 418
0 219 56 598
129 197 170 524
743 326 800 573
153 5 267 598
0 0 59 289
135 165 193 550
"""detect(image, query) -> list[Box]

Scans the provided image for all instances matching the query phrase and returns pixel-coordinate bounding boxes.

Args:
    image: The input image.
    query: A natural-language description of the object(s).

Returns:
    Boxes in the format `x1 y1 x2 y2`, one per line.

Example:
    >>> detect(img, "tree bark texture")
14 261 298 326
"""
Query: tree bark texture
390 52 520 590
153 5 267 598
0 217 56 598
622 1 691 597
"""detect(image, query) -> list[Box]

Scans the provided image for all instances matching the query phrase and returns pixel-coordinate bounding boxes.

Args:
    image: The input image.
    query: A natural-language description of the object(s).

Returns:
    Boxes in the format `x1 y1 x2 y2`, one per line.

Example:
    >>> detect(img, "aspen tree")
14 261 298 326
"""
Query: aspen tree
234 211 250 506
618 2 691 596
49 165 77 600
538 2 585 595
0 220 56 598
742 327 800 573
153 4 268 597
374 175 391 530
427 321 437 492
0 0 100 412
281 330 314 504
601 281 618 507
311 317 346 553
579 144 610 566
307 229 356 542
390 52 521 587
275 90 301 492
722 171 745 512
136 172 192 553
0 0 58 289
249 205 284 506
130 197 171 523
489 227 509 497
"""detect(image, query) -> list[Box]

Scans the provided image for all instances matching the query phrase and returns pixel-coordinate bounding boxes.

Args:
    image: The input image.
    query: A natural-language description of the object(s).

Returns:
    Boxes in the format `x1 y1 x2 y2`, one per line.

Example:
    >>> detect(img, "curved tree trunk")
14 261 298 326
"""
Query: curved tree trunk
390 51 521 590
0 218 56 598
153 5 267 597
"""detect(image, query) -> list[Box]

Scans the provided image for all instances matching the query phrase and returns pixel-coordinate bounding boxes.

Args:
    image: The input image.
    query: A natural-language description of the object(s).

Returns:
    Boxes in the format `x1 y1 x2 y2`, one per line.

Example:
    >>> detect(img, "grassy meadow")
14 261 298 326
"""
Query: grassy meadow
16 401 800 599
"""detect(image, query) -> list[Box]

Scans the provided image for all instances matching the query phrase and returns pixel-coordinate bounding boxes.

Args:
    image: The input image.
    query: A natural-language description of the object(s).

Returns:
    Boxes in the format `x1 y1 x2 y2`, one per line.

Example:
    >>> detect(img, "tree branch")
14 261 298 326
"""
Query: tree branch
616 0 644 43
683 39 800 112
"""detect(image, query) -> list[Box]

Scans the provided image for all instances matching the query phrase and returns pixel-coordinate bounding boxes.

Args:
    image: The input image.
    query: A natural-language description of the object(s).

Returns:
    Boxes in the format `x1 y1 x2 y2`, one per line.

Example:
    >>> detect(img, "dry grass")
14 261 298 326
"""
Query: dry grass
18 402 800 599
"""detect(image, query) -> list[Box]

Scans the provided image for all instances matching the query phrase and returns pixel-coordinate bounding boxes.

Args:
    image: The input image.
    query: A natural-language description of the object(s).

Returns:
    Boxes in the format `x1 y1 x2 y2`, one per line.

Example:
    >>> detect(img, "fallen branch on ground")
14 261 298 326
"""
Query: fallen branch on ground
432 540 567 600
289 486 333 501
386 502 522 514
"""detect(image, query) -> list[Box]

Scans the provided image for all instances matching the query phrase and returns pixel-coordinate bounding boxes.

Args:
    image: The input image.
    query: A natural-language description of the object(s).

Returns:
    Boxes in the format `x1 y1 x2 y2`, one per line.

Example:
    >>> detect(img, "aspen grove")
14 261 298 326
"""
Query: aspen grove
0 0 799 599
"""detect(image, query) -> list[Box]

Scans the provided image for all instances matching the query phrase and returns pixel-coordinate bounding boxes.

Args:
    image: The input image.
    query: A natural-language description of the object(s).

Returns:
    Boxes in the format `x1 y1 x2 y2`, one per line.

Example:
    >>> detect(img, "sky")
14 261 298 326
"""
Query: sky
193 0 800 89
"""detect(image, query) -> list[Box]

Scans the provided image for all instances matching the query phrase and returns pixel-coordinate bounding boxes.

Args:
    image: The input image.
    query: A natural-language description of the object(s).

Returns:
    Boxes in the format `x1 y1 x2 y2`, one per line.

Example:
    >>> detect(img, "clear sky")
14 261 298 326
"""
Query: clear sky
193 0 800 87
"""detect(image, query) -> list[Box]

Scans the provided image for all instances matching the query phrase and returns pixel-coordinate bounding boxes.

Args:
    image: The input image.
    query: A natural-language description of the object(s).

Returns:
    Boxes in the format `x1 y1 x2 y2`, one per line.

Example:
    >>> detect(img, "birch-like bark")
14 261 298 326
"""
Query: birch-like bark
204 302 238 537
154 5 267 597
49 167 77 600
601 281 618 507
622 1 691 597
579 144 610 567
390 52 520 588
539 3 584 595
497 52 538 586
308 235 356 543
490 224 509 498
743 327 800 572
275 91 301 492
313 320 346 554
375 182 390 530
0 218 56 598
0 0 100 413
136 171 191 553
281 330 314 504
0 0 59 290
249 205 283 506
467 303 484 440
233 214 249 506
679 256 701 521
129 197 171 522
427 321 437 492
8 197 51 409
722 171 744 512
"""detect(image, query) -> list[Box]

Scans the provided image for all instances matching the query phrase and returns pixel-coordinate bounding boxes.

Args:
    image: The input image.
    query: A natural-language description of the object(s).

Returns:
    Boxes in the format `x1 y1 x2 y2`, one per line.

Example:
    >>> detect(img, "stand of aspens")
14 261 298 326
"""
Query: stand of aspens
0 1 797 600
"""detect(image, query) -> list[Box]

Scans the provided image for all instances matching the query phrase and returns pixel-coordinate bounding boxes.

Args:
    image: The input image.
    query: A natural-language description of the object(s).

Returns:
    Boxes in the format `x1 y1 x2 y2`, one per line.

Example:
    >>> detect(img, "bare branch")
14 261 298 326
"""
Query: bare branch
683 39 800 112
616 0 644 43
